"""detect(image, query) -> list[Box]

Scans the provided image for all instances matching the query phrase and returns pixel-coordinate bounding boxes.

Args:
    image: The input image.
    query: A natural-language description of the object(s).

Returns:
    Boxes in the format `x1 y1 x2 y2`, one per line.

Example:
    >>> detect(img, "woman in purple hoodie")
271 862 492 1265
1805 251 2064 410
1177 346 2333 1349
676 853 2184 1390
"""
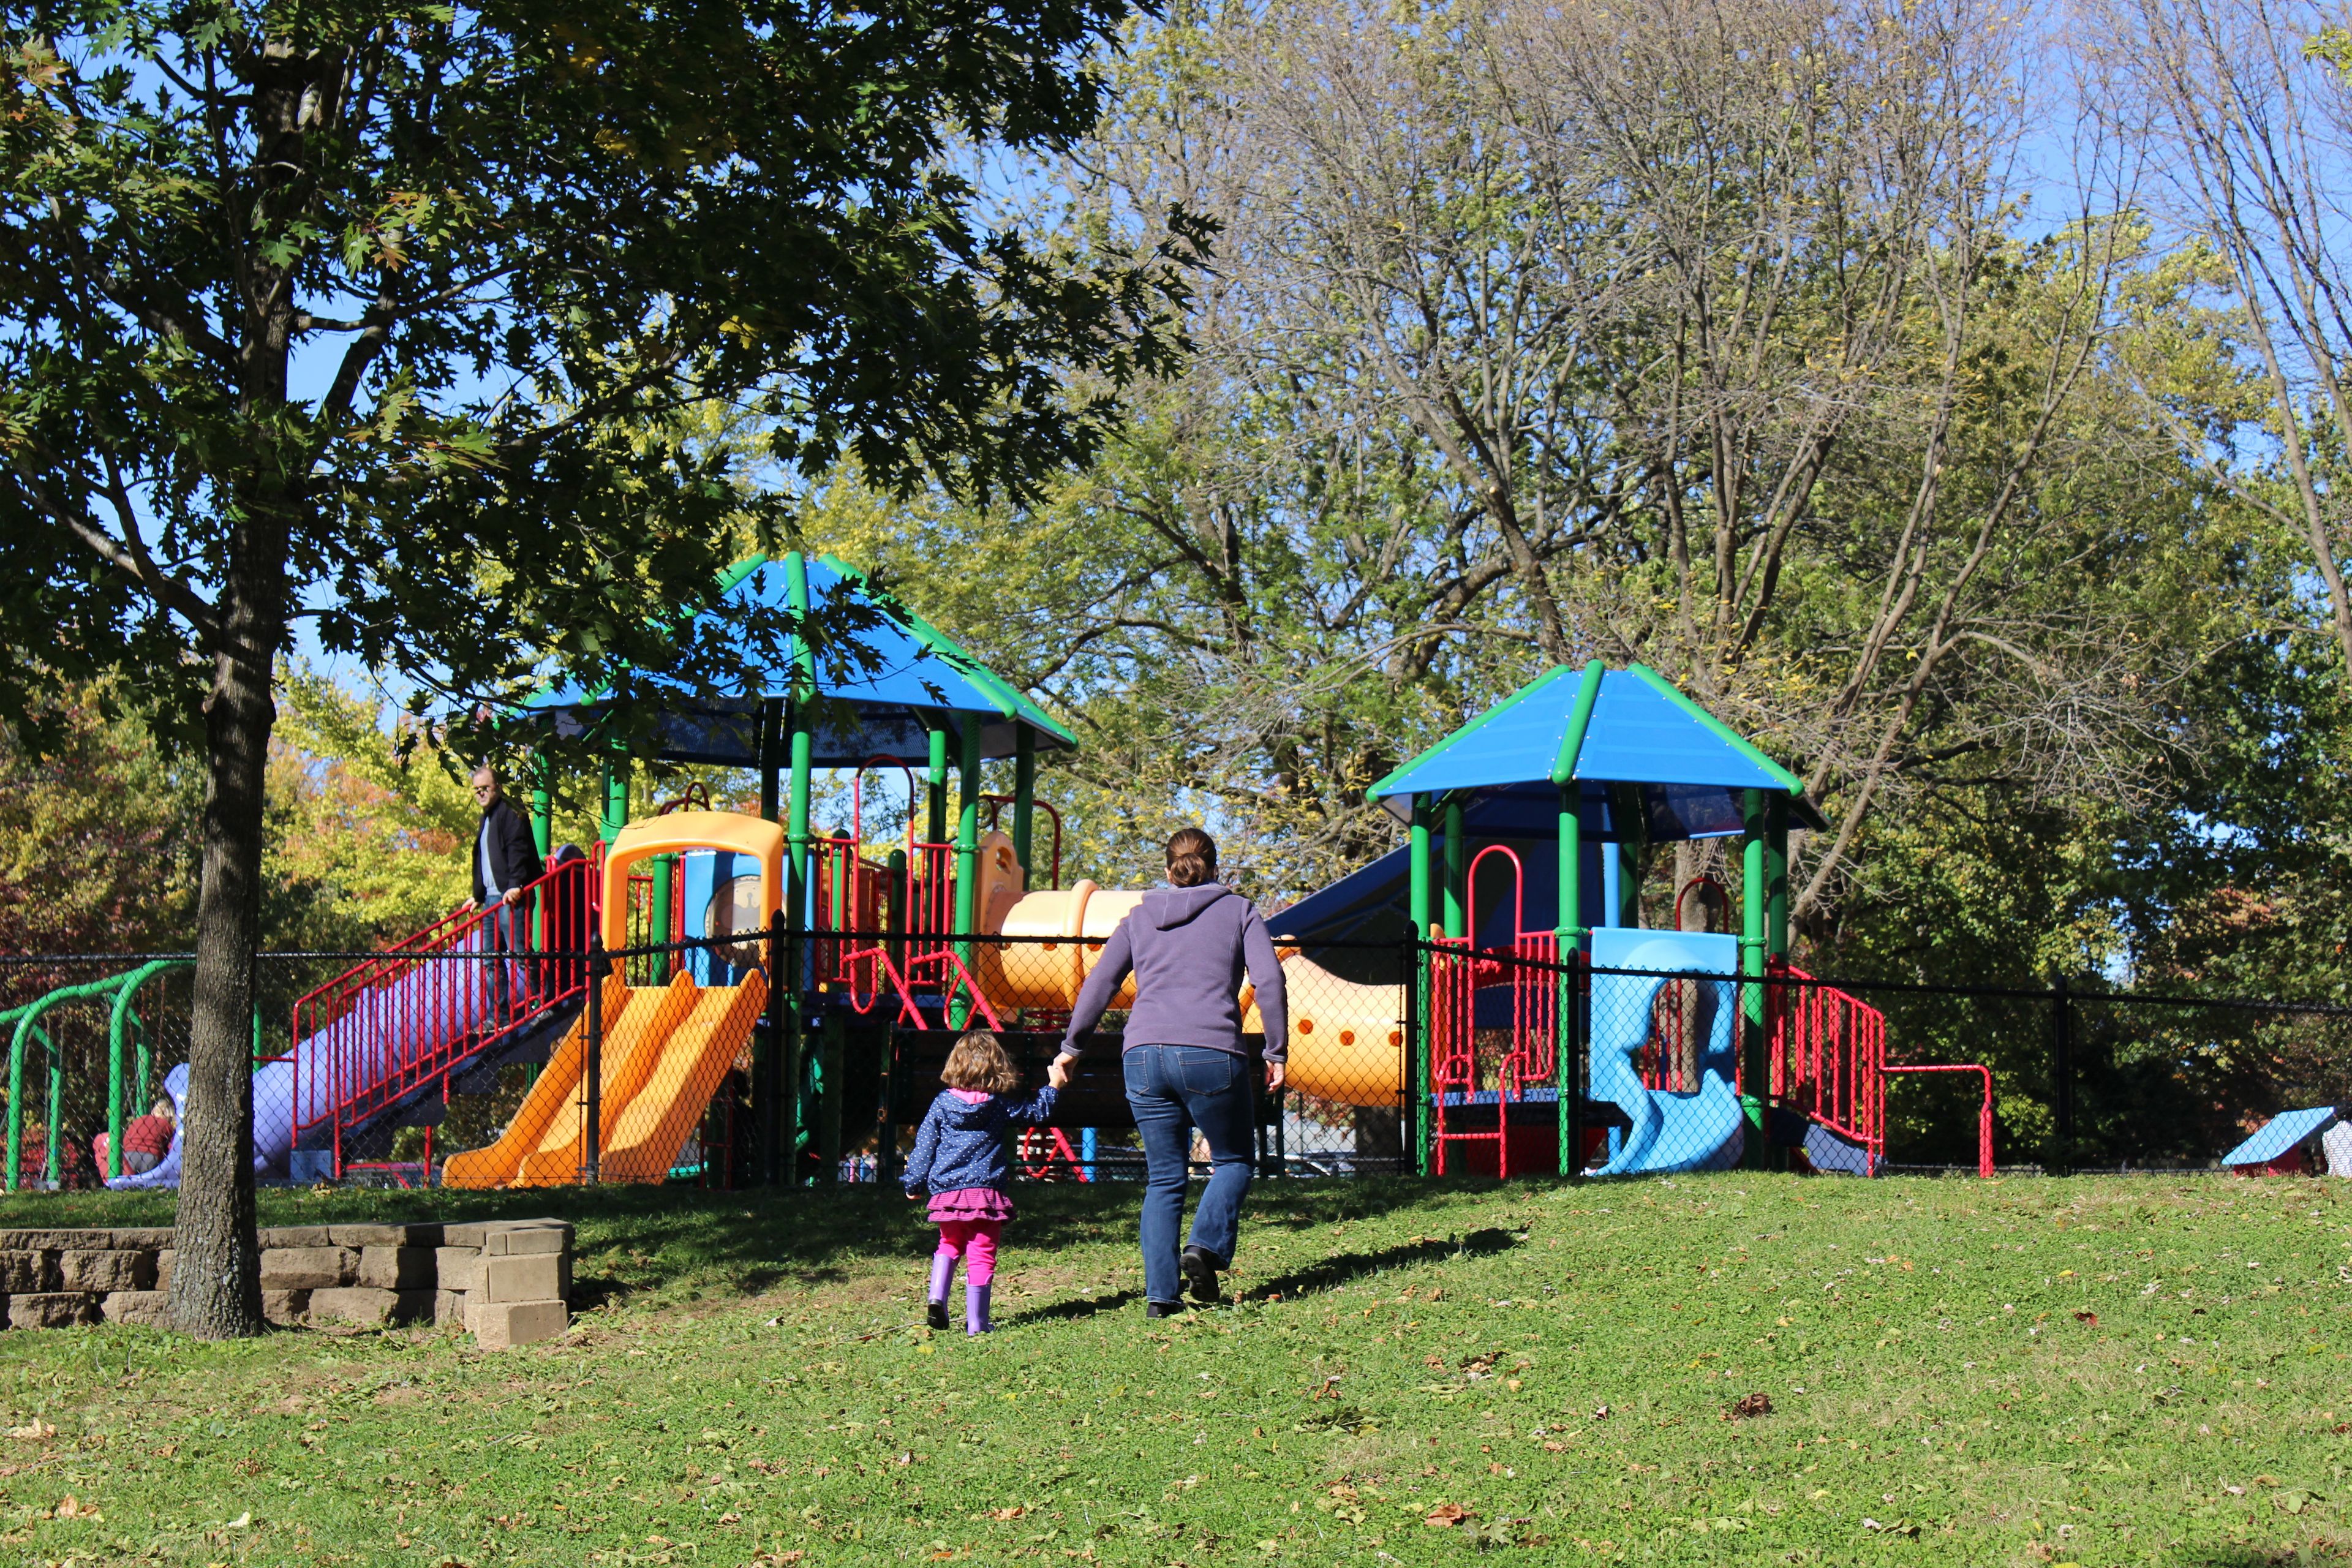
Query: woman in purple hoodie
1050 827 1287 1316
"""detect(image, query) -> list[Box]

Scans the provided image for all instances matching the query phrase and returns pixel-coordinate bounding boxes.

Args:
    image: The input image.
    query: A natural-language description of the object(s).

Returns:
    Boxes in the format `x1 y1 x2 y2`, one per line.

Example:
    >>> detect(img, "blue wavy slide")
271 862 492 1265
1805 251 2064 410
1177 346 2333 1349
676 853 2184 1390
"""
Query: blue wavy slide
1588 927 1746 1176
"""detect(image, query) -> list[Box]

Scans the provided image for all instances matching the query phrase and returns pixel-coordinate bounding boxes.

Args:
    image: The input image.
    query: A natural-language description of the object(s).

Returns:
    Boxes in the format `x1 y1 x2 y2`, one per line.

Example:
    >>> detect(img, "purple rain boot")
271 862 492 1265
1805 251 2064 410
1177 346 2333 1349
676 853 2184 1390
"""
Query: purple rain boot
967 1281 992 1336
927 1253 954 1331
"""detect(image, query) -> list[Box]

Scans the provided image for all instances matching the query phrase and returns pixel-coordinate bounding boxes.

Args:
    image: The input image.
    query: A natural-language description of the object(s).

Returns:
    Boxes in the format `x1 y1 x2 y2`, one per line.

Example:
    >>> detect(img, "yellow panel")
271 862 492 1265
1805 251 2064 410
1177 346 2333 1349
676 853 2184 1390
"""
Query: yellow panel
514 973 700 1186
443 974 630 1190
601 810 785 949
597 974 769 1183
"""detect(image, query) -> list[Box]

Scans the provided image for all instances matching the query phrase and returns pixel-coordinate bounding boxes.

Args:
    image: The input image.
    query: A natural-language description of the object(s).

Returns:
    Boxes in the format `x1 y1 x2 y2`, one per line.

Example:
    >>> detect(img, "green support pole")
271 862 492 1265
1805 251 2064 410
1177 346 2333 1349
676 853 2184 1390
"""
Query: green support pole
649 854 676 984
529 753 554 859
529 752 554 956
949 712 982 1027
784 552 817 1183
1409 796 1433 1175
1012 727 1038 890
925 726 949 846
1765 791 1790 1172
1550 661 1607 1178
1442 796 1467 938
1740 788 1770 1170
600 757 629 845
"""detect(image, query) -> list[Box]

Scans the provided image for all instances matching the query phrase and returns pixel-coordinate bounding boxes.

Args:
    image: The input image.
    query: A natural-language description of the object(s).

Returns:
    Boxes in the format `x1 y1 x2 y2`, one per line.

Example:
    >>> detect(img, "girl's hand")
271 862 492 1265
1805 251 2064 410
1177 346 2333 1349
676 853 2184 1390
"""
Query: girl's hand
1048 1053 1077 1090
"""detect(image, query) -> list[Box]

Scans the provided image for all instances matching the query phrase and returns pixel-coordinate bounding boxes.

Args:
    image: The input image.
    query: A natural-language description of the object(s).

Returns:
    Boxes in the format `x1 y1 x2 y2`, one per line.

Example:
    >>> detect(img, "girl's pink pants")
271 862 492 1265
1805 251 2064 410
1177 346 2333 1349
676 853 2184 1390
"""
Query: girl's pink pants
934 1219 1002 1287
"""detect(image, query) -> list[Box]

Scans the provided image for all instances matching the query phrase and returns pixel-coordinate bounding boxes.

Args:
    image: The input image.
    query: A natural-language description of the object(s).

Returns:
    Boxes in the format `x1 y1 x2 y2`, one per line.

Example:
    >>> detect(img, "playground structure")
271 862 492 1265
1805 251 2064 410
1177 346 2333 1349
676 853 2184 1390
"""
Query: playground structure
0 554 1999 1191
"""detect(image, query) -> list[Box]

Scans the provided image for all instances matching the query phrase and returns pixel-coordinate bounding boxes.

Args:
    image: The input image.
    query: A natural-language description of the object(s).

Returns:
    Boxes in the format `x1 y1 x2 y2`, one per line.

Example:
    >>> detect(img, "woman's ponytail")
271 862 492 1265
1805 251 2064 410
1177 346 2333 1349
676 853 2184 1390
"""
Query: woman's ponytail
1164 827 1218 888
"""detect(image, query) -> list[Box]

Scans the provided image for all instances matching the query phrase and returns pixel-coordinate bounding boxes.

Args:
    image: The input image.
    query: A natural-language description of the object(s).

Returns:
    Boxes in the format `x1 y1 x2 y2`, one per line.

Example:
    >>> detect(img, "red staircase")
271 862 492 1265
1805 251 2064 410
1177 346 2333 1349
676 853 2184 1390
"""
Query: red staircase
284 856 600 1172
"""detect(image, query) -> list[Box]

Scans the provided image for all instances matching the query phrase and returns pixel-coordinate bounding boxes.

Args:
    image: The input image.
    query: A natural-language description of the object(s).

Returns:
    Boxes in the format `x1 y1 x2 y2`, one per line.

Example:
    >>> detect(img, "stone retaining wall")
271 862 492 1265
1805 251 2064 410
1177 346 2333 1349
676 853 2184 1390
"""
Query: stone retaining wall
0 1219 571 1349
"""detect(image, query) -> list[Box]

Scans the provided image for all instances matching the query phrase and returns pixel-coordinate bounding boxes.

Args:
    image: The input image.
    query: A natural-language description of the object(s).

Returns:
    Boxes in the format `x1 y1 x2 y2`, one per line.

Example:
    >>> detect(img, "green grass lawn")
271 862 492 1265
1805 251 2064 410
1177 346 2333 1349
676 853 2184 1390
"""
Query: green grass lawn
1 1174 2348 1567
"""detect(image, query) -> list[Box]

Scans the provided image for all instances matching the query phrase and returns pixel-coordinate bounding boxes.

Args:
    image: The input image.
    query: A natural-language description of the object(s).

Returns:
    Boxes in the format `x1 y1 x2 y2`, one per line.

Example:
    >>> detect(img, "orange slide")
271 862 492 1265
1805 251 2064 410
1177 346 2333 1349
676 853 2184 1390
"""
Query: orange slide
442 970 767 1189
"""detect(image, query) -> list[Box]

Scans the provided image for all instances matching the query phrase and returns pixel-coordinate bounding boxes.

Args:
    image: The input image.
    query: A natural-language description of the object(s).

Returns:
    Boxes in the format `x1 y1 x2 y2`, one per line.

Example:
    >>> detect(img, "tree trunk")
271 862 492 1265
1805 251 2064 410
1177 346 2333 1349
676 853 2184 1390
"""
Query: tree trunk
170 579 283 1338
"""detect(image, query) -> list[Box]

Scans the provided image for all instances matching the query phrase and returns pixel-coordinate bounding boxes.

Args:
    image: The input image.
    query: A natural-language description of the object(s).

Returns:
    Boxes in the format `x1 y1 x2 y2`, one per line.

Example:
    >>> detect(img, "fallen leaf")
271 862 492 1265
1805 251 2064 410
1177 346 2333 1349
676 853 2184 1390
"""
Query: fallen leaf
8 1420 55 1441
992 1506 1026 1520
1724 1392 1774 1421
224 1512 251 1530
1424 1502 1472 1527
2074 1311 2098 1325
1591 1403 1611 1420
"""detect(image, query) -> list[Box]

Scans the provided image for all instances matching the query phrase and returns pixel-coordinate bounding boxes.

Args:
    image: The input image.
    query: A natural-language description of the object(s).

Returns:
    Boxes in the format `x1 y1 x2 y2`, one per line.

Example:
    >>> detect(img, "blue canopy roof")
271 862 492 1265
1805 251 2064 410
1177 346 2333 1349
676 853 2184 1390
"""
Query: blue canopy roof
532 553 1076 768
2221 1106 2339 1166
1366 663 1822 840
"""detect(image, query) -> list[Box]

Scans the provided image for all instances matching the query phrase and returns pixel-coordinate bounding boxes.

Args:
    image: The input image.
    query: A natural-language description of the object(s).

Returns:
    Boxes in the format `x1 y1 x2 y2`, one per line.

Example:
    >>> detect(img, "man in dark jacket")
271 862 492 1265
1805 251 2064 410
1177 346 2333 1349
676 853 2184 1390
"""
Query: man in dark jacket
469 765 545 1019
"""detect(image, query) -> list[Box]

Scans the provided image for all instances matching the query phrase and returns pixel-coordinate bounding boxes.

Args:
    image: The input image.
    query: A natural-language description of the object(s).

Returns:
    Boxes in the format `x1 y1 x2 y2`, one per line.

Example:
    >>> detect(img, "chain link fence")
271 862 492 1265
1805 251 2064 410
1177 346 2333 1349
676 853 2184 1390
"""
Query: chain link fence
6 932 2352 1194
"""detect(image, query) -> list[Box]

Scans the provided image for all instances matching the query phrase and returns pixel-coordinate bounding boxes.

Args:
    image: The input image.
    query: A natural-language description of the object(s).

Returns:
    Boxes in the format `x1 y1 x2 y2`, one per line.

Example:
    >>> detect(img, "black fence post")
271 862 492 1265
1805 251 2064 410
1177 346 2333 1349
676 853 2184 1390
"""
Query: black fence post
582 931 606 1186
2051 971 2073 1176
760 923 783 1186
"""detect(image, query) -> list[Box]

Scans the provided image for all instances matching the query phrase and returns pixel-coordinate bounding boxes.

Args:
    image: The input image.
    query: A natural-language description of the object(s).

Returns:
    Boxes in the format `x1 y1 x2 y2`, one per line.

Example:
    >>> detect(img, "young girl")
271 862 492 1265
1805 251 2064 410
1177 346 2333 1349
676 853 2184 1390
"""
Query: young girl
902 1031 1058 1335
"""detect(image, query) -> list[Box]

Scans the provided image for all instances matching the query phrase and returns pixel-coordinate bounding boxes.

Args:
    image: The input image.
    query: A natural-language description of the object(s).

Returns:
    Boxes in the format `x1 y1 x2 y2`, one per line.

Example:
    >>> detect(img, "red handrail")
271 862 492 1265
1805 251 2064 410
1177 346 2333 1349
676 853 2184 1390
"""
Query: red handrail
1768 961 1887 1169
1886 1063 1994 1178
287 854 598 1175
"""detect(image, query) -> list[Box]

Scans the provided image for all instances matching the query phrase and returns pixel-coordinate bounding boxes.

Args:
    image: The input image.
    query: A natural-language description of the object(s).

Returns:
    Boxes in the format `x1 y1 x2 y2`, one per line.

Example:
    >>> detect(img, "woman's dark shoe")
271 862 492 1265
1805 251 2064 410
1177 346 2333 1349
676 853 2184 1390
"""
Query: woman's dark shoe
1181 1245 1225 1303
1145 1299 1186 1319
927 1300 950 1331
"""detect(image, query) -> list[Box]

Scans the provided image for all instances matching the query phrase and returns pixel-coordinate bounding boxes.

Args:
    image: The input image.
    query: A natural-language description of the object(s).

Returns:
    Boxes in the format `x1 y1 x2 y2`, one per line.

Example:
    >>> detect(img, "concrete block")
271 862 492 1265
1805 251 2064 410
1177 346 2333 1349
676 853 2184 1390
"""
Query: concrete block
154 1250 173 1291
441 1223 488 1249
100 1291 172 1328
356 1246 435 1291
310 1287 396 1327
0 1230 119 1252
9 1293 96 1329
483 1224 570 1257
80 1228 173 1250
466 1298 567 1349
258 1246 355 1290
480 1253 564 1304
434 1289 470 1326
262 1288 310 1325
0 1251 56 1292
255 1226 334 1250
330 1223 443 1249
434 1246 481 1290
58 1250 154 1293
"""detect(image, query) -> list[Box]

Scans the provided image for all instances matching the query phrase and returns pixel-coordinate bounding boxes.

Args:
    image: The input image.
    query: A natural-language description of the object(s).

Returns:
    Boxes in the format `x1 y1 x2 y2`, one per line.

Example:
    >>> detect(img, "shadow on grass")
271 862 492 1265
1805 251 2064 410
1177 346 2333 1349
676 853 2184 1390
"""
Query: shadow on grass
999 1287 1143 1326
1245 1225 1523 1302
0 1172 1537 1308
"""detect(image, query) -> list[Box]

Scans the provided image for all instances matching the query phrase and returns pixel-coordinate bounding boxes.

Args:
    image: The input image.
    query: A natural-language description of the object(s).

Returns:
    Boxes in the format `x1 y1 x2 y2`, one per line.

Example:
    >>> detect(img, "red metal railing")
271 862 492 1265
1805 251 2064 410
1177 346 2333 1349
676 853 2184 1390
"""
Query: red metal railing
1885 1063 1994 1177
1768 961 1887 1168
287 855 598 1173
1426 846 1563 1176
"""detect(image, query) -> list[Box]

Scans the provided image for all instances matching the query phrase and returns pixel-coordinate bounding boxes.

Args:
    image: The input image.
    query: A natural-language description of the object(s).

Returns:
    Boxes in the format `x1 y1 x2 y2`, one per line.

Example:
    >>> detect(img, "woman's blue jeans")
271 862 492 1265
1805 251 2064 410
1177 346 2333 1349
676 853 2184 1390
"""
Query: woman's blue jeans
1124 1044 1256 1304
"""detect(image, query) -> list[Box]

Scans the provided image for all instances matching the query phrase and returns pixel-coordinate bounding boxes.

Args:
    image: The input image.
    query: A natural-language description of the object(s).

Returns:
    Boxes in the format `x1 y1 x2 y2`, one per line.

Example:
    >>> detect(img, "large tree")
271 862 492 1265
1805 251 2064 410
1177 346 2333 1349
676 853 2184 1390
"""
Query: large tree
0 0 1196 1336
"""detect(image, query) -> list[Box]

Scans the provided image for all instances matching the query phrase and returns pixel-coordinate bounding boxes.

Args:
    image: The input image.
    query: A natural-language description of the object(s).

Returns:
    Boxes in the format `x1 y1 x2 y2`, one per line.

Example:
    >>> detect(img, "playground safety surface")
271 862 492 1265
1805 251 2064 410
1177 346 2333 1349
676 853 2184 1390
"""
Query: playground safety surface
0 1174 2345 1566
